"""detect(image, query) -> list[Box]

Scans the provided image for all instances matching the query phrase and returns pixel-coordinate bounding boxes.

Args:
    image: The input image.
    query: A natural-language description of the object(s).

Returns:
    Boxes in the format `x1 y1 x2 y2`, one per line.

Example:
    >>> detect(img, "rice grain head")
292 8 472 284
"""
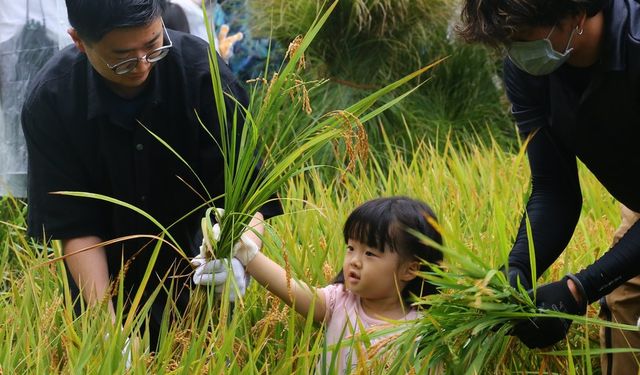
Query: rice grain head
251 294 290 336
286 35 306 71
326 110 369 174
322 261 334 283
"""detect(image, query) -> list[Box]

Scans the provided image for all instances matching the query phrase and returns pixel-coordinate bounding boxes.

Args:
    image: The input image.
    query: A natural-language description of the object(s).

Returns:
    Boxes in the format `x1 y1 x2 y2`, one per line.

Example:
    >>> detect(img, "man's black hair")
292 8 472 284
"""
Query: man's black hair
457 0 609 47
65 0 163 43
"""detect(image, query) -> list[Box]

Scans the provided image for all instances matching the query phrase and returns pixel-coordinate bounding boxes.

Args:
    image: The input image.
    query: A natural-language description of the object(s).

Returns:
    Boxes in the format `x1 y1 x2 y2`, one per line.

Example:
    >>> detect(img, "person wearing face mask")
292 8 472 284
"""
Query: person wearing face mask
457 0 640 373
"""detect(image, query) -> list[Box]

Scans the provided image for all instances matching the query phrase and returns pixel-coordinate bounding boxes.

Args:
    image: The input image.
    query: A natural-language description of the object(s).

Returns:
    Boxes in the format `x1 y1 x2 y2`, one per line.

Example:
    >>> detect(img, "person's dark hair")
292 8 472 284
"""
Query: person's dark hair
65 0 163 43
159 0 190 33
456 0 608 47
333 196 444 305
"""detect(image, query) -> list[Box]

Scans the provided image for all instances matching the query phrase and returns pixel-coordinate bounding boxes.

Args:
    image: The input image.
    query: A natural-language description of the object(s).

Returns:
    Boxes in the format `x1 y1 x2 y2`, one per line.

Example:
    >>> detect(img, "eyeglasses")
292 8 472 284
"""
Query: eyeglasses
99 19 173 75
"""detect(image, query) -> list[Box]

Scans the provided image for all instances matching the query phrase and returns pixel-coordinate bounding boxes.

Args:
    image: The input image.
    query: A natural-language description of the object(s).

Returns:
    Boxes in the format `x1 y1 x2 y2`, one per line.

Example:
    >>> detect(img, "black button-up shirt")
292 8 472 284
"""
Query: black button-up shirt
22 30 279 303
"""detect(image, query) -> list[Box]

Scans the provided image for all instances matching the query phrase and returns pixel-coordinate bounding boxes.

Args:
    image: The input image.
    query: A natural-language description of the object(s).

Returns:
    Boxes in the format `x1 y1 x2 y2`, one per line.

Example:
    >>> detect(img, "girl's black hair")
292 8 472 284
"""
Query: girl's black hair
66 0 162 44
333 196 443 305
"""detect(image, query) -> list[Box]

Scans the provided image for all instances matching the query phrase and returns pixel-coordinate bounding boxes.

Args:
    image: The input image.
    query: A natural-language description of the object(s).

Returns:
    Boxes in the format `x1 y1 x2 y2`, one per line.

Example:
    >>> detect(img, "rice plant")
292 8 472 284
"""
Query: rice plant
0 133 634 373
190 0 445 261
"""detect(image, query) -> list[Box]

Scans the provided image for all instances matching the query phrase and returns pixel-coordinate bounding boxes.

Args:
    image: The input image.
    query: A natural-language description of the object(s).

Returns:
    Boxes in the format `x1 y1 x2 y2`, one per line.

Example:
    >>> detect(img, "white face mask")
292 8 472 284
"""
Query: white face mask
507 25 578 76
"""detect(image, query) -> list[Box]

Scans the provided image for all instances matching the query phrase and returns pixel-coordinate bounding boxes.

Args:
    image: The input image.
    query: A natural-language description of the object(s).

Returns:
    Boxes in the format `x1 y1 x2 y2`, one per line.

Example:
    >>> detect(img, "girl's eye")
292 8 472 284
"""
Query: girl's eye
346 246 354 252
365 251 376 257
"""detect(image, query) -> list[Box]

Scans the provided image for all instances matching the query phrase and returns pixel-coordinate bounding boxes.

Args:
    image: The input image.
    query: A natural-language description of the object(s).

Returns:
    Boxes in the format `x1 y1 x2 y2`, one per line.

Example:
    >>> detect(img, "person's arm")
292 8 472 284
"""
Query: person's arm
241 213 327 323
575 217 640 303
502 59 583 289
507 127 582 288
246 252 327 323
62 236 116 323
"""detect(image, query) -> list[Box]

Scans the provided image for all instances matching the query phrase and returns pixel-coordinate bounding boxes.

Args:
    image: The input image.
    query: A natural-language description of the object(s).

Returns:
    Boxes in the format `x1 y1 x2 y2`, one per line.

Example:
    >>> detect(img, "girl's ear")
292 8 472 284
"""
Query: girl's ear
399 261 420 282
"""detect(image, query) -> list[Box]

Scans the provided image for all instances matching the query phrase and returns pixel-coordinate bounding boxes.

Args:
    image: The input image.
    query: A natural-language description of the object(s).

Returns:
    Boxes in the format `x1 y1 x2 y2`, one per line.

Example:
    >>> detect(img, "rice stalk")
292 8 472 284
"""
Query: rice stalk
374 192 639 374
199 0 441 260
0 130 637 372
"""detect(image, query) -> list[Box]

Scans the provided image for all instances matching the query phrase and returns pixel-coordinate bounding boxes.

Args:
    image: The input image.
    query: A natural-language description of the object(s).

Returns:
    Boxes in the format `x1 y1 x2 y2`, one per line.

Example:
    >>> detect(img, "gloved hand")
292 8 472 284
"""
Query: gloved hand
507 266 532 291
512 274 587 348
232 232 260 266
198 208 224 260
103 330 132 370
191 208 259 302
192 256 249 302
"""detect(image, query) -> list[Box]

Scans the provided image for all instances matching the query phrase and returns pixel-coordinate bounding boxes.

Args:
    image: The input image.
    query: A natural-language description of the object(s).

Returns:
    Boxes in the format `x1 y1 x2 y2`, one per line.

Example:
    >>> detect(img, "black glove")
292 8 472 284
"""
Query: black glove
507 266 532 291
512 274 587 349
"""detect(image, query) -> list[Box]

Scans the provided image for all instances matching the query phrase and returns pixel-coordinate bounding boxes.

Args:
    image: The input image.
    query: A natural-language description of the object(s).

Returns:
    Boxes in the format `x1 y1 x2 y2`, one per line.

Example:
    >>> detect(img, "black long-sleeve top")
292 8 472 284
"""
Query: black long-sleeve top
503 0 640 303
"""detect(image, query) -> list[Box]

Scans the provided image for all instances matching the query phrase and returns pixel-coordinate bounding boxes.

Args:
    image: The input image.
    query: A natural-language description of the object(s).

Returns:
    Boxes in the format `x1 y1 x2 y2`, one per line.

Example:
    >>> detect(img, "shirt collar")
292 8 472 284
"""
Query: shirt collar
86 64 109 120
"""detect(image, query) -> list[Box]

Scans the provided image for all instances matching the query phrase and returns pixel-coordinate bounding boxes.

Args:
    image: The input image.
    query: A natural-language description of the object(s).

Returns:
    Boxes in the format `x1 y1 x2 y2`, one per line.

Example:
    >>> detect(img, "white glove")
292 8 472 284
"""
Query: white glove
233 233 260 266
198 207 260 266
199 208 224 259
122 337 132 370
192 257 249 302
192 208 255 302
104 331 132 370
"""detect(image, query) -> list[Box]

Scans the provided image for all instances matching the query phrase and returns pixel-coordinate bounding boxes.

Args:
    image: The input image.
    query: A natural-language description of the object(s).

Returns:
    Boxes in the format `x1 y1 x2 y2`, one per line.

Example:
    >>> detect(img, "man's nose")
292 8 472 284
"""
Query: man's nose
133 58 152 73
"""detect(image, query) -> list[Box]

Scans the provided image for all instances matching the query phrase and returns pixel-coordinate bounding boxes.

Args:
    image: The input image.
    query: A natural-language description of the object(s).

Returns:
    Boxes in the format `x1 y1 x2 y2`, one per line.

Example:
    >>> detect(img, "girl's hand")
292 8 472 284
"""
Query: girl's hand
233 233 260 266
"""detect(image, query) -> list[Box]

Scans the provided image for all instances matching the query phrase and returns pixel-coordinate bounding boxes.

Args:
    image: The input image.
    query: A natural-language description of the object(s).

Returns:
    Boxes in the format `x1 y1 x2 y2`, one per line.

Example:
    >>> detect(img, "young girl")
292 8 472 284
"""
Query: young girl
233 196 443 373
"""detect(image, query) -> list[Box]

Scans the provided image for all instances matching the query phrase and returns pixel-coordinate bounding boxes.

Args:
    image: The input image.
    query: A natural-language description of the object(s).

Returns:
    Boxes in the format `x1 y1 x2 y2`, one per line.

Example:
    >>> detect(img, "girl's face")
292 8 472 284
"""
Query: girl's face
343 239 415 301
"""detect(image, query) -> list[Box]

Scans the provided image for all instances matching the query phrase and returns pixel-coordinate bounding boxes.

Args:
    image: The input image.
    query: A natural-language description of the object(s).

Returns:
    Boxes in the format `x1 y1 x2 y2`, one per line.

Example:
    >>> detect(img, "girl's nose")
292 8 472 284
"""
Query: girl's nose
350 253 362 268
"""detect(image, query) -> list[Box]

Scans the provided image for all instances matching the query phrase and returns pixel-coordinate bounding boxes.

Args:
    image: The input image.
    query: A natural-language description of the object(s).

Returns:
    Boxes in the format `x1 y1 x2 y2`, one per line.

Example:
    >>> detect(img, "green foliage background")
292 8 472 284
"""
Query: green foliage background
248 0 514 149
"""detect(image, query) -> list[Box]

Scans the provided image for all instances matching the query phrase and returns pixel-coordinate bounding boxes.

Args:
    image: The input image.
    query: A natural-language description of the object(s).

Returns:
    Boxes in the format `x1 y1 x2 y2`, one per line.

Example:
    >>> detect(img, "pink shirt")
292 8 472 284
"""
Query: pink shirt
317 283 418 374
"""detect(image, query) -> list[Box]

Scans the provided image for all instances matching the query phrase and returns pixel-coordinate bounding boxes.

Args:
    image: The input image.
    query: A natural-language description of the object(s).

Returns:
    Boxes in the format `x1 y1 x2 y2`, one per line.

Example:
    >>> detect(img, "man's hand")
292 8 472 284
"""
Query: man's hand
512 274 587 348
191 209 263 302
191 256 249 302
507 266 532 291
103 329 133 370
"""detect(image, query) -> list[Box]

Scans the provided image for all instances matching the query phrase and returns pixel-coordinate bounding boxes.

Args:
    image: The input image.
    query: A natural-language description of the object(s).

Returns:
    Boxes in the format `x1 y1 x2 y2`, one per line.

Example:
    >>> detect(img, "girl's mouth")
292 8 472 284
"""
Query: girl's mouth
348 271 360 281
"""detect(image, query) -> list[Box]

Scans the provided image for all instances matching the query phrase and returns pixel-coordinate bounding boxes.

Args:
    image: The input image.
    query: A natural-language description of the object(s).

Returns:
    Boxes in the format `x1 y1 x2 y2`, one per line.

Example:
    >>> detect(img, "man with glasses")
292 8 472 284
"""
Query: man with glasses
21 0 280 349
457 0 640 373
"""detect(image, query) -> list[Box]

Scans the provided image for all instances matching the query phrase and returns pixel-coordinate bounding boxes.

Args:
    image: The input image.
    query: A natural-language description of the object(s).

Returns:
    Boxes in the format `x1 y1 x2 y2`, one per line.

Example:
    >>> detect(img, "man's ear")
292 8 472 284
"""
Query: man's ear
68 28 87 53
399 261 420 282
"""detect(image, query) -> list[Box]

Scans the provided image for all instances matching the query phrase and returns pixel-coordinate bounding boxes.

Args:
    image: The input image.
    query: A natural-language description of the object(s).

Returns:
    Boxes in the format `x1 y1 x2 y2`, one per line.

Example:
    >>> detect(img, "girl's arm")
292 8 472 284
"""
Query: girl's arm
246 252 327 323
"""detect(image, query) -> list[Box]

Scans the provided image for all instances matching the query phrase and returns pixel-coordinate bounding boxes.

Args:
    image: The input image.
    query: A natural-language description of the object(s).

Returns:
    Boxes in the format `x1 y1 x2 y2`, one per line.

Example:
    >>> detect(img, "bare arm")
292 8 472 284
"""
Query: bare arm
244 212 265 250
246 251 327 323
62 236 116 323
241 212 327 322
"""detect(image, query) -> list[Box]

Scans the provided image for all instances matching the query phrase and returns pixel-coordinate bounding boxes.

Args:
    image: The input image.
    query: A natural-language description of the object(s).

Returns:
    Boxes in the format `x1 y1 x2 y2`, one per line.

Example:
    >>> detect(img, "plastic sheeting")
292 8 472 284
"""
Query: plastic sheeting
0 1 71 197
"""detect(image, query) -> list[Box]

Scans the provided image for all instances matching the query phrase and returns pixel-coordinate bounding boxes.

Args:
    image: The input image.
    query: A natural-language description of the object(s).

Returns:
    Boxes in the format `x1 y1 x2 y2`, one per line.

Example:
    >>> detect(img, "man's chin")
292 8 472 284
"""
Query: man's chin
108 74 151 97
121 73 149 86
